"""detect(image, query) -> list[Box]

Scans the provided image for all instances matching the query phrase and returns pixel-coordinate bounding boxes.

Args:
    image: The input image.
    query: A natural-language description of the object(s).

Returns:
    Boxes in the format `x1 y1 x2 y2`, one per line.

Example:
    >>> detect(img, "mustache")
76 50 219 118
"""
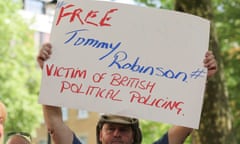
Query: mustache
110 140 124 144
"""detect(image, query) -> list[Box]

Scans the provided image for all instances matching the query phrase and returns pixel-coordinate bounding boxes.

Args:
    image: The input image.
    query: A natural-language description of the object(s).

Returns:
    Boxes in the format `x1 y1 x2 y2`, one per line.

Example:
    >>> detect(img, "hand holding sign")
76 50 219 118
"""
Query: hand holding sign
38 0 216 129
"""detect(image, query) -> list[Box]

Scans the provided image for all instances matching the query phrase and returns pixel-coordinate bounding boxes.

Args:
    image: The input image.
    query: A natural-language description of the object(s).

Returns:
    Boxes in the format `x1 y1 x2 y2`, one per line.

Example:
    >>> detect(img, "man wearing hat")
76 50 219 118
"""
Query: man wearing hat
6 132 32 144
38 43 218 144
0 101 32 144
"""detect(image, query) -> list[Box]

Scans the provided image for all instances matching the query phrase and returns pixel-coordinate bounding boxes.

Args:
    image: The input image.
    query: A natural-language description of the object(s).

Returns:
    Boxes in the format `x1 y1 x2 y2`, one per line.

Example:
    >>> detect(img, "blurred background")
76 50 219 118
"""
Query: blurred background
0 0 239 143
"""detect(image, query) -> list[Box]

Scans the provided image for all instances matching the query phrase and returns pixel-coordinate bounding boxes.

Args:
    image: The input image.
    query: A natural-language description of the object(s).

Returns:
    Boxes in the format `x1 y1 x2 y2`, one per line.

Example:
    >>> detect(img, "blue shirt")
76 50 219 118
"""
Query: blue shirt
72 132 169 144
73 134 82 144
153 132 169 144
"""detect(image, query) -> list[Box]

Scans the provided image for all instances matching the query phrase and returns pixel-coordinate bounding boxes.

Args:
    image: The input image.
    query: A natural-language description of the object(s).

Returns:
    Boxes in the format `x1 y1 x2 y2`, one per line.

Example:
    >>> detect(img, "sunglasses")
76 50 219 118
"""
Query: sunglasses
7 132 32 143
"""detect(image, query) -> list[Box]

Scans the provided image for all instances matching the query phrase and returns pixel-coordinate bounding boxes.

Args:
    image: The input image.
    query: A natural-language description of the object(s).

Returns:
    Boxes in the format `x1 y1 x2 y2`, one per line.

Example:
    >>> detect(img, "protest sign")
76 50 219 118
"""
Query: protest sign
39 0 210 128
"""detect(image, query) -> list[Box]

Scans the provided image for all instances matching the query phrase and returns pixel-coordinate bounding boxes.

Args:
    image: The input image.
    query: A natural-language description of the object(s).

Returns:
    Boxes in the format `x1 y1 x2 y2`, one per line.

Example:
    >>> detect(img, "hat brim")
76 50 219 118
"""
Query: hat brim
100 114 138 125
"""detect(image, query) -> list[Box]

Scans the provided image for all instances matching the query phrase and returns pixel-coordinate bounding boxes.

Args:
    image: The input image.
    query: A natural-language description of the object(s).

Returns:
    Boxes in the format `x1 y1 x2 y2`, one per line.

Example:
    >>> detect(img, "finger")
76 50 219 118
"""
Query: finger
38 50 48 60
205 51 213 57
41 49 50 59
37 55 44 69
42 44 52 54
204 53 215 66
205 52 214 61
208 60 218 73
39 43 52 60
205 58 215 66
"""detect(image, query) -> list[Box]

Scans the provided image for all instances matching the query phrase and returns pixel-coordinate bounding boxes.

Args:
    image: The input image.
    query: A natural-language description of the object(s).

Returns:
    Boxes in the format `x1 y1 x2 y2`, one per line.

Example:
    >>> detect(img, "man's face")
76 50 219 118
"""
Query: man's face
99 123 134 144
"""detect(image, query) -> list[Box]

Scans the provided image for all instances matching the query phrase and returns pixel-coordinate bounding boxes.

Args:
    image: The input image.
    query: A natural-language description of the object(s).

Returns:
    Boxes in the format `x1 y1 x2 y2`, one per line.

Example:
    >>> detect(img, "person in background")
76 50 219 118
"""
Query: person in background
0 101 7 144
6 132 32 144
37 43 218 144
0 102 32 144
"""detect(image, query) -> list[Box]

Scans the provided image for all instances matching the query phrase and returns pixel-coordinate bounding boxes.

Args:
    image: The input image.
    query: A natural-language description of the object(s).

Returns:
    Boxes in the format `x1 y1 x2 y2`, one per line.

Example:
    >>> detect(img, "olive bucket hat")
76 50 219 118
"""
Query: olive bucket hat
96 114 142 144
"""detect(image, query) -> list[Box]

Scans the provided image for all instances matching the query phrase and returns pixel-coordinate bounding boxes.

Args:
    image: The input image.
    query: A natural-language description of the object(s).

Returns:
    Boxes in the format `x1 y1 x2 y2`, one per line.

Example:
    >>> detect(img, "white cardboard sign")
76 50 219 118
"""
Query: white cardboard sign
39 0 210 129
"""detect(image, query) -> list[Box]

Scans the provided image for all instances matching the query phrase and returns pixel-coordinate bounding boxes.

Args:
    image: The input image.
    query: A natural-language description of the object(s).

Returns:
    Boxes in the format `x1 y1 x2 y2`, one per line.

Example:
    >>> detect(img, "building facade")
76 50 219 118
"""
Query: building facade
22 1 101 143
33 108 100 144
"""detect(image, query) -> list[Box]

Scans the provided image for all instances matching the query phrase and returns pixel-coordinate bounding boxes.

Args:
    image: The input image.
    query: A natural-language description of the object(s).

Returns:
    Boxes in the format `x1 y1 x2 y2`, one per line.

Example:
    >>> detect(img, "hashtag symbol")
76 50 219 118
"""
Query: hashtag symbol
190 68 206 79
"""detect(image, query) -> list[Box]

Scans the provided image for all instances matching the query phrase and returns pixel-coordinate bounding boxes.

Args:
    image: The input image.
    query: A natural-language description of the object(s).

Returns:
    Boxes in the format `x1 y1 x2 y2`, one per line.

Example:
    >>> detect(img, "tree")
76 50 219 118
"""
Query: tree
174 0 236 143
135 0 237 143
213 0 240 141
0 0 42 137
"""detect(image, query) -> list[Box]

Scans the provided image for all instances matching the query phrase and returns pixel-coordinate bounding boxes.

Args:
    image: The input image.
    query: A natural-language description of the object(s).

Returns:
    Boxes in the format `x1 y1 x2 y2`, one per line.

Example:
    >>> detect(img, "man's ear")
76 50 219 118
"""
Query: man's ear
99 130 103 142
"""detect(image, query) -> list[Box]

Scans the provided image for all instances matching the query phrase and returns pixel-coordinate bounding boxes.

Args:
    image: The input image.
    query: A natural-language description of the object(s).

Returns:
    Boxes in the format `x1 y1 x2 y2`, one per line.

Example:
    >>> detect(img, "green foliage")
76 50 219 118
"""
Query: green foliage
213 0 240 49
134 0 240 143
140 120 191 144
0 0 42 137
213 0 240 142
140 120 171 143
134 0 174 9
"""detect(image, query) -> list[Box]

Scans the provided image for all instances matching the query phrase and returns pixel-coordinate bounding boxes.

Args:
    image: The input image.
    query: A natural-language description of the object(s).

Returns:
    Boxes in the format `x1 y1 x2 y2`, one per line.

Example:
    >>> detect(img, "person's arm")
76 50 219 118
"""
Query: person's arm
38 43 74 144
168 126 192 144
42 105 73 144
167 51 218 144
